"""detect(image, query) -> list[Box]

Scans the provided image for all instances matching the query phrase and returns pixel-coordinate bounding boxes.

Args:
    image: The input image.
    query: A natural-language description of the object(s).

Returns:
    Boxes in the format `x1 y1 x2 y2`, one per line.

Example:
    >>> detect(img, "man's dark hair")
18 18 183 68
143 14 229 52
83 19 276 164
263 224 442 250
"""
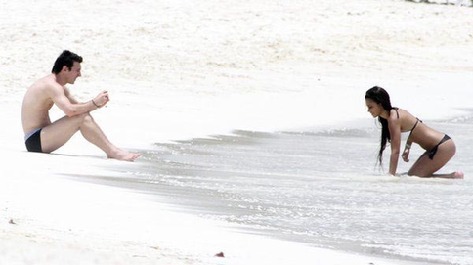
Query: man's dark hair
51 50 83 74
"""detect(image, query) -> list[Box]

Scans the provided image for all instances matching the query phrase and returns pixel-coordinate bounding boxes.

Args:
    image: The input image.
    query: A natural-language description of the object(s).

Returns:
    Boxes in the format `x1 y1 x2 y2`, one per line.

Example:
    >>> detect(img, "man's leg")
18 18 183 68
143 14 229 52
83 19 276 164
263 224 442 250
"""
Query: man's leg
40 113 139 161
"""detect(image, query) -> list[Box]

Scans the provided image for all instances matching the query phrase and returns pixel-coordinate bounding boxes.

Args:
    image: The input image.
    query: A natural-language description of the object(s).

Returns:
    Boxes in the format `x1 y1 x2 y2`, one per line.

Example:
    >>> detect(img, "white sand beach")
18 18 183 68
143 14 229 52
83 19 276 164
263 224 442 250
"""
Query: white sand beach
1 0 472 264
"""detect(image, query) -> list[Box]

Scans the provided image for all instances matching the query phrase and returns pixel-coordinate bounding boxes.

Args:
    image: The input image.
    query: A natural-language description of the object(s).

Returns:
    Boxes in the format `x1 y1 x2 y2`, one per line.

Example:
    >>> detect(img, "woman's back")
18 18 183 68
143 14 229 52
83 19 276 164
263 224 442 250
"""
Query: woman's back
394 109 445 151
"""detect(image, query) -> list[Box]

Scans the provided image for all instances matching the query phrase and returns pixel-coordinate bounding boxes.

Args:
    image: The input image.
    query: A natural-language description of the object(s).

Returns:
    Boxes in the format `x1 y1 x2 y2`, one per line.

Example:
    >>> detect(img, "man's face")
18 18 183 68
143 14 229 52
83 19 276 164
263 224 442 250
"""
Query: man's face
64 62 82 84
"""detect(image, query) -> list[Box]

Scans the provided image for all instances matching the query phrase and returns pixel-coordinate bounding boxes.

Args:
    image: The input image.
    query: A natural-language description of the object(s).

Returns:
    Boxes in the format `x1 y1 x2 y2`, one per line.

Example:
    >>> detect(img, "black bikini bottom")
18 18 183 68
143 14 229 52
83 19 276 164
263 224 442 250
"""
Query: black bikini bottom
425 134 451 160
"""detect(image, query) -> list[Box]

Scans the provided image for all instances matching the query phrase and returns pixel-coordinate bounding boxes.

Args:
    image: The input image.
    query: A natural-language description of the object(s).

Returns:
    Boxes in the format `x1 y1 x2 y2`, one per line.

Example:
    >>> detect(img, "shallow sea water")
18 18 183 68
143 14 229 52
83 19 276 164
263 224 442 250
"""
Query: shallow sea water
98 115 473 265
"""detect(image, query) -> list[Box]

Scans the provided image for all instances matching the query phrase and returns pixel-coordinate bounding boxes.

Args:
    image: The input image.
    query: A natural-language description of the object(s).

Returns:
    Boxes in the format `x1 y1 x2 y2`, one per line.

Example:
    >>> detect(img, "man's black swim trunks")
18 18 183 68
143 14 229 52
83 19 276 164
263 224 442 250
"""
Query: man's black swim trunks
24 128 43 153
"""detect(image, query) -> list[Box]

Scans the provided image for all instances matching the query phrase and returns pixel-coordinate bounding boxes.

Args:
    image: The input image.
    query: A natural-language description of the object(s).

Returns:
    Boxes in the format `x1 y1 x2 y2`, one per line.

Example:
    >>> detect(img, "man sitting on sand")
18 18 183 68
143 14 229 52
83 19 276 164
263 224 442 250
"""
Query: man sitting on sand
21 50 140 161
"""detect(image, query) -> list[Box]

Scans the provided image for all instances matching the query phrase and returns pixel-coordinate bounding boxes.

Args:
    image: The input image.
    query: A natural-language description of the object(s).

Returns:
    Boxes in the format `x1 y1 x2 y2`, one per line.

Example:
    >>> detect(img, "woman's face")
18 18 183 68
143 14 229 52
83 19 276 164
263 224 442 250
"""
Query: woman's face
365 98 383 118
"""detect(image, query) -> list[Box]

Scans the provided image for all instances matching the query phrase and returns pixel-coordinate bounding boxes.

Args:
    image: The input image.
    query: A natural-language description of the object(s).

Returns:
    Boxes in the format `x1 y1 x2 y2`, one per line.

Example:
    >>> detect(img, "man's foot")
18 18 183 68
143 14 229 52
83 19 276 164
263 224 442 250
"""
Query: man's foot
107 148 141 161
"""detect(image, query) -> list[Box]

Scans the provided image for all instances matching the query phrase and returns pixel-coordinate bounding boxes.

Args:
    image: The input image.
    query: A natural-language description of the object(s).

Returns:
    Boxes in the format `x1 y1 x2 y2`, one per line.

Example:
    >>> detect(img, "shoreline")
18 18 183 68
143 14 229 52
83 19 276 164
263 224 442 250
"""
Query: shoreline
0 152 428 265
2 97 466 265
2 60 472 265
0 97 427 265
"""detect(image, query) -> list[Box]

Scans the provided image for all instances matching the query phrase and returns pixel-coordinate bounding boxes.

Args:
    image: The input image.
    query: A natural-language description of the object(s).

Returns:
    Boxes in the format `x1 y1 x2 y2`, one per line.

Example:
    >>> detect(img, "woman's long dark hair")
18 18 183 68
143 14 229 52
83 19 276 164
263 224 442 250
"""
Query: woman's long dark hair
365 86 394 165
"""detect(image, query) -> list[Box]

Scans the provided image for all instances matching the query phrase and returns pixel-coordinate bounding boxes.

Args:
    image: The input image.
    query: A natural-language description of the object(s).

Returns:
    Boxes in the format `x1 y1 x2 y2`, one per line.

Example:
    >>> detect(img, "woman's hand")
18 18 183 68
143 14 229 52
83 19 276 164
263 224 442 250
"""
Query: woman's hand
402 148 410 162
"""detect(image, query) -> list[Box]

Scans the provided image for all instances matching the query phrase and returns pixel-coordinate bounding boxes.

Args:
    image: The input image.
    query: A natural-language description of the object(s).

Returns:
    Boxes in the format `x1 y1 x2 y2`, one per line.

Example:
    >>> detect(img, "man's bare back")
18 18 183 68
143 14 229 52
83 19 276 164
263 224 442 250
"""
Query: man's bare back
22 75 60 134
21 50 140 161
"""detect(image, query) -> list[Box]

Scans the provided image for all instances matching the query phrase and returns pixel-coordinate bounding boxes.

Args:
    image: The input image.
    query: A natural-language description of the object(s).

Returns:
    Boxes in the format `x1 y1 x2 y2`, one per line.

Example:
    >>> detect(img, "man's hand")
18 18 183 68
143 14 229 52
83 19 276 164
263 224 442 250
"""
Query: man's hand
93 90 109 108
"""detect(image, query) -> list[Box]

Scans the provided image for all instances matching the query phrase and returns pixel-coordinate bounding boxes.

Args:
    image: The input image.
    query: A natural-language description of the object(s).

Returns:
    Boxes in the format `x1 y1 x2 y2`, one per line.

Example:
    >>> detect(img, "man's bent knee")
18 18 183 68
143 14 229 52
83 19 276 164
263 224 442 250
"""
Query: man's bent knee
82 112 94 122
73 112 94 124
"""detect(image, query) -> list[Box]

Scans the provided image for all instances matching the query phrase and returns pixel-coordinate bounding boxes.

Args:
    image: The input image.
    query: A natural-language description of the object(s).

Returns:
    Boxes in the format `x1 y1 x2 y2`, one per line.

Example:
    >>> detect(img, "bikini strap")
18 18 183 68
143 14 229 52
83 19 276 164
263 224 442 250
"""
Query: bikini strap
394 108 400 119
408 118 421 140
410 118 419 132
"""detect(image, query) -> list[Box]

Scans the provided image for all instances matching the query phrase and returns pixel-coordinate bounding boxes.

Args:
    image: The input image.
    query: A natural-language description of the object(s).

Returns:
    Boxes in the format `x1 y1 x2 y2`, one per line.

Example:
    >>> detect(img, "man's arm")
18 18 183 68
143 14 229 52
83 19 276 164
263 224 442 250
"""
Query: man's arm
64 87 79 104
48 84 97 117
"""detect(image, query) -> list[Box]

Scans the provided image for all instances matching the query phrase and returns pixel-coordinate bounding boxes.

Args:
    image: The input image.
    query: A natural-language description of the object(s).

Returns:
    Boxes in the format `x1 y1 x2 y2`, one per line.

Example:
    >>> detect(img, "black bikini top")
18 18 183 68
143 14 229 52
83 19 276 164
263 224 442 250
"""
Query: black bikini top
394 109 422 138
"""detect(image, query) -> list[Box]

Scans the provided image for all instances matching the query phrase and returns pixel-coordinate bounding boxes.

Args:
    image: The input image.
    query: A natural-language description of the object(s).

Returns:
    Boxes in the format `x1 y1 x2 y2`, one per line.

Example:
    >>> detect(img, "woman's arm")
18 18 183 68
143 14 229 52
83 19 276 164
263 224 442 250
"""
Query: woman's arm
388 113 402 175
402 140 412 162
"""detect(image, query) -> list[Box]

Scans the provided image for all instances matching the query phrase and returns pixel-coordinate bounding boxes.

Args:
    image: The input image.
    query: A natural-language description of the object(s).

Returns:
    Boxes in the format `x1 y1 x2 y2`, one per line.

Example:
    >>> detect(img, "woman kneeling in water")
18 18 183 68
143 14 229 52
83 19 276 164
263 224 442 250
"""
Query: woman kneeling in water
365 86 463 179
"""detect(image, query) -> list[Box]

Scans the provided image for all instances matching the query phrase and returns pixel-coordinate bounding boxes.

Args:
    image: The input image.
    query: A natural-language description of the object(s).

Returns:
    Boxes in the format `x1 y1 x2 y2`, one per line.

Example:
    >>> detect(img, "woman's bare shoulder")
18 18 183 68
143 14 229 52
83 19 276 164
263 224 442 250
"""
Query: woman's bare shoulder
396 108 416 119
